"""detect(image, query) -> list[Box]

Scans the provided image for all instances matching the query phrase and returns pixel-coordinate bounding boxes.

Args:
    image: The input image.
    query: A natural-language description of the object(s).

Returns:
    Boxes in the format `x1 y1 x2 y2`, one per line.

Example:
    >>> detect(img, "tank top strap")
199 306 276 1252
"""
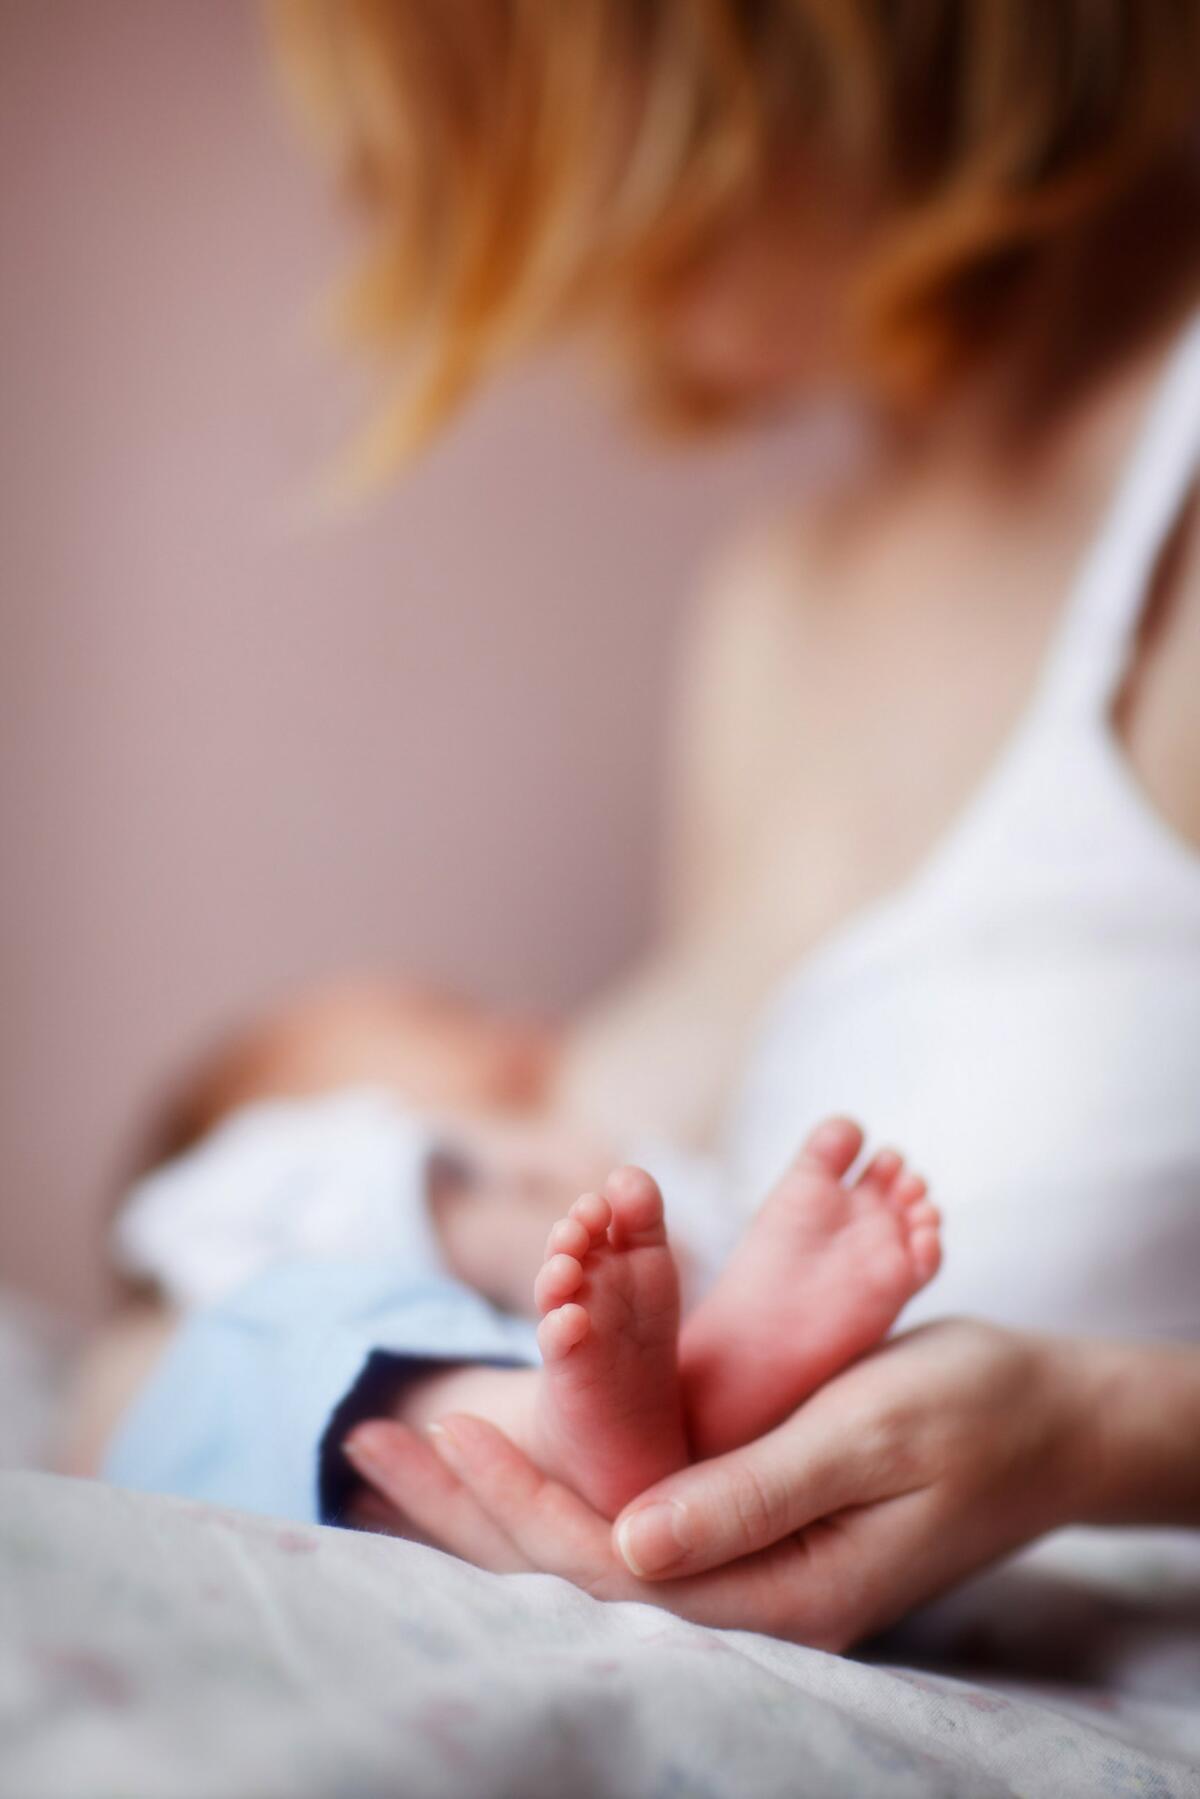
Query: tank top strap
1031 304 1200 723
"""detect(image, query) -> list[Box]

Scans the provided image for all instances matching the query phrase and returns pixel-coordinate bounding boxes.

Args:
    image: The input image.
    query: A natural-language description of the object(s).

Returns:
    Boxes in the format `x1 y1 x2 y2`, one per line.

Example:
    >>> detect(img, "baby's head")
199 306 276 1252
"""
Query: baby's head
131 977 555 1178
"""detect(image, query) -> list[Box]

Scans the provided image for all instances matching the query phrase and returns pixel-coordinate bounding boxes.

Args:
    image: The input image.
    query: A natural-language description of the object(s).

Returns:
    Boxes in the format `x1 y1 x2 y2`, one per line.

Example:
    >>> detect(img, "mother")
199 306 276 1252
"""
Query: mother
112 0 1200 1649
268 0 1200 1644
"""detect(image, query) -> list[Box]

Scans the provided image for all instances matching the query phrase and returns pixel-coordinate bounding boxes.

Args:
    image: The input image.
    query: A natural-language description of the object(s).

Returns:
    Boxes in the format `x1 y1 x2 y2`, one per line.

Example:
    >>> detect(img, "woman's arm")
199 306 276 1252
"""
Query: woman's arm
1073 1333 1200 1525
343 1321 1200 1648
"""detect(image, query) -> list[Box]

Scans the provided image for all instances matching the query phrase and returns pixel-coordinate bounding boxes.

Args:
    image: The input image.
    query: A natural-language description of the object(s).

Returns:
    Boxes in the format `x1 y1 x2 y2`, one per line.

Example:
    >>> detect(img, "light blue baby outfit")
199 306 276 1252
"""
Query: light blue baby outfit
104 1089 729 1524
106 1259 538 1524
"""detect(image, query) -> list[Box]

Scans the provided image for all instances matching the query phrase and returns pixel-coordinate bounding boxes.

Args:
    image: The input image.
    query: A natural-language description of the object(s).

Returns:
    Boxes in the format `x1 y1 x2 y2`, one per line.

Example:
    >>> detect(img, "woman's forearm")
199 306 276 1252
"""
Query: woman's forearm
1059 1334 1200 1526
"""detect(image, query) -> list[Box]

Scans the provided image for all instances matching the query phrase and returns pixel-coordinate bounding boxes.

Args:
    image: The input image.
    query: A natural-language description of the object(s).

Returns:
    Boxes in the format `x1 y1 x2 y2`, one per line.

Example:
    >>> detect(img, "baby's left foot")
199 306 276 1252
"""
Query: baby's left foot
532 1168 688 1517
680 1118 941 1458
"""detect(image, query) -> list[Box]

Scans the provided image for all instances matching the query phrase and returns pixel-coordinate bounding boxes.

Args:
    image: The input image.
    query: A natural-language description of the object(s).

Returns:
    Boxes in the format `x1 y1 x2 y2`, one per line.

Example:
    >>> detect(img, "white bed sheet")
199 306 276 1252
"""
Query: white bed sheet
3 1470 1198 1799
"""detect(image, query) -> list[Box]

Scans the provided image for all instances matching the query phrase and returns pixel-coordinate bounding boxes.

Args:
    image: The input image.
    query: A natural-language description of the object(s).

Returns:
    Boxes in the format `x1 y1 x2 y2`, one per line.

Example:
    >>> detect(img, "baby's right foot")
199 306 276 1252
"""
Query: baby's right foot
680 1118 941 1458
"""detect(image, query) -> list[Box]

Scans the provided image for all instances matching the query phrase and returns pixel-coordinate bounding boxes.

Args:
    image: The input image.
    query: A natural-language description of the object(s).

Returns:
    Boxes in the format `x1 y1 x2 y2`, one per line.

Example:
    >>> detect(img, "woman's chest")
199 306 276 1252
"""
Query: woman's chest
722 532 1072 962
728 918 1200 1336
725 482 1200 968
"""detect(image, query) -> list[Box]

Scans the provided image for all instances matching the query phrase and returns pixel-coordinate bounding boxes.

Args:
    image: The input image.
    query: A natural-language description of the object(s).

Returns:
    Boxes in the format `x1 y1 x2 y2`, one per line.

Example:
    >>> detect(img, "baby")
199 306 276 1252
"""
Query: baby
105 977 941 1522
121 978 619 1309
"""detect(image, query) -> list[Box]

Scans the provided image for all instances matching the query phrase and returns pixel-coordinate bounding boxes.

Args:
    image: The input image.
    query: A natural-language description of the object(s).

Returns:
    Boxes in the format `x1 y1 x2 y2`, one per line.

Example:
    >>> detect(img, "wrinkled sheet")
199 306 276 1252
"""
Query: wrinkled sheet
2 1471 1198 1798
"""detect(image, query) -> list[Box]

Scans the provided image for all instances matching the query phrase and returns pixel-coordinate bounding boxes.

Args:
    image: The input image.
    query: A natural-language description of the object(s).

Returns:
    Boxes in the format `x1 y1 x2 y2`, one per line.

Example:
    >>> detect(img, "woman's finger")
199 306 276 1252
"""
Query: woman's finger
427 1413 637 1598
612 1386 916 1580
425 1413 822 1630
343 1481 413 1537
760 1487 970 1649
600 1487 949 1648
342 1420 534 1573
693 1489 945 1649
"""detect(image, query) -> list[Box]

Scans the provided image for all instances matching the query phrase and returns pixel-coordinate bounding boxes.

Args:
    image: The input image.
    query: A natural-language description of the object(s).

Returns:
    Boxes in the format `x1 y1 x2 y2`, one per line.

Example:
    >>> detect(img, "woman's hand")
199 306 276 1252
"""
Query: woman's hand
343 1319 1104 1647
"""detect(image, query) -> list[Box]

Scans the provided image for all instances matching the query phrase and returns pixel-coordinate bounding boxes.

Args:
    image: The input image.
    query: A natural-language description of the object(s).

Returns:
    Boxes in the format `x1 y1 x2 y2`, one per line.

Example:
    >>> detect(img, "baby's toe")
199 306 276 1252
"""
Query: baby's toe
856 1147 904 1200
569 1191 613 1240
534 1252 584 1315
903 1197 941 1285
545 1216 591 1260
604 1166 666 1248
894 1173 928 1211
909 1225 942 1284
795 1116 864 1180
537 1302 590 1362
906 1198 940 1233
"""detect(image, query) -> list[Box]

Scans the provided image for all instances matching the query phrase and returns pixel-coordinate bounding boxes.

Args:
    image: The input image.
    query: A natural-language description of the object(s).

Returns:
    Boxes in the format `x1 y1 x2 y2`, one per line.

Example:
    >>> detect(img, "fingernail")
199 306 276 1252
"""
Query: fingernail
342 1428 383 1475
615 1502 691 1577
424 1420 464 1472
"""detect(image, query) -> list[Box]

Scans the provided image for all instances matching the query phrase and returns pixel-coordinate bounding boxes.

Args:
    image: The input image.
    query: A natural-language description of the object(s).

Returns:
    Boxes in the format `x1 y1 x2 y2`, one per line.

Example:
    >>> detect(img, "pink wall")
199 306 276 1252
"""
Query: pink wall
0 1 816 1317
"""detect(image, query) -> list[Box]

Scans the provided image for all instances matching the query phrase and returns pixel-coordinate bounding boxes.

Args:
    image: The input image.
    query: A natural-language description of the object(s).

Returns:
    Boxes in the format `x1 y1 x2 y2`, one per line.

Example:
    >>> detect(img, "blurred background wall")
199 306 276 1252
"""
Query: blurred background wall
0 0 820 1319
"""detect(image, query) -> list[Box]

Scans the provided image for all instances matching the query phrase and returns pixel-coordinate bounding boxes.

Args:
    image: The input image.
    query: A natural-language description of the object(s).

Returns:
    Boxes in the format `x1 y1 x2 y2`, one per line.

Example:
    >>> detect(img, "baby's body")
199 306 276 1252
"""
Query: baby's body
87 980 941 1523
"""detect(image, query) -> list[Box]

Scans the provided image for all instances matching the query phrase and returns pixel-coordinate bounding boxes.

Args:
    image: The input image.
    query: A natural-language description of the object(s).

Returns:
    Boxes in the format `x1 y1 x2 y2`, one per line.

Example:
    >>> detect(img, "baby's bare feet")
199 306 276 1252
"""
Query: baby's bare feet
680 1117 941 1458
532 1168 688 1517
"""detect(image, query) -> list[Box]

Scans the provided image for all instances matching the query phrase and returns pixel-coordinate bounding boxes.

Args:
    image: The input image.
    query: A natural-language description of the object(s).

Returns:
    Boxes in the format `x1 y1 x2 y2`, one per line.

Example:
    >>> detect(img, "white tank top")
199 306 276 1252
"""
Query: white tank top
726 307 1200 1341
